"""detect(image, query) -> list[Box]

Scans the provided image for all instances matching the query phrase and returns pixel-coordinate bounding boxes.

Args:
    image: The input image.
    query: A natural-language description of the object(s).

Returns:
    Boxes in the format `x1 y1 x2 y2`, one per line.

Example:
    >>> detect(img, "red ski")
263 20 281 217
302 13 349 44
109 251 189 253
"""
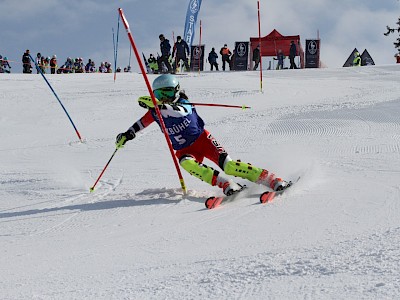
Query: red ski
205 186 247 209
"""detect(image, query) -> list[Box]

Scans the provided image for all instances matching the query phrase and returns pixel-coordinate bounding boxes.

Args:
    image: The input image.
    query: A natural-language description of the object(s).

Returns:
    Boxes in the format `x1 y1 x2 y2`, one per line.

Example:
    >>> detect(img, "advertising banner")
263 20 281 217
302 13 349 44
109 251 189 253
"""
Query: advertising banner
305 39 320 68
183 0 203 48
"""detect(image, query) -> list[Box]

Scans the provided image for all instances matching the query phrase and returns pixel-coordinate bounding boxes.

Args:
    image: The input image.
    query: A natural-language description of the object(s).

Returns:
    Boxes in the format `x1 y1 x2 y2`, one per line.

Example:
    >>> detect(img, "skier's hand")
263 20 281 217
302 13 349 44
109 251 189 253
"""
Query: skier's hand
138 96 160 109
115 130 135 149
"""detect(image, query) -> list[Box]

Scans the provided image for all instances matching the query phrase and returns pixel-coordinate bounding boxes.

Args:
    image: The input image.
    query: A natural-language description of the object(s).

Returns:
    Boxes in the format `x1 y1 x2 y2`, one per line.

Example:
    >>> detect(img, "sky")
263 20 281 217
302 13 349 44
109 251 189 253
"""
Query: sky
1 0 399 71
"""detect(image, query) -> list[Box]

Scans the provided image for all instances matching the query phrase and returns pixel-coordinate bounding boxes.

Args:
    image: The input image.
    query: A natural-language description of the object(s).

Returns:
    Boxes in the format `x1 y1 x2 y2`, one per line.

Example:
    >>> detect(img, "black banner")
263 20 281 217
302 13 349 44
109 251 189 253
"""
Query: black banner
233 42 249 71
190 45 205 71
343 48 359 67
305 39 320 68
361 49 375 66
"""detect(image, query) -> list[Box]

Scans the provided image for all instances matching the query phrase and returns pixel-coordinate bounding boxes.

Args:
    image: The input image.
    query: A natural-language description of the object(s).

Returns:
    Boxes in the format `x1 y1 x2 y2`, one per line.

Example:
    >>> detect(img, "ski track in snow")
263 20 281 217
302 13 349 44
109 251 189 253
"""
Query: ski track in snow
1 67 400 299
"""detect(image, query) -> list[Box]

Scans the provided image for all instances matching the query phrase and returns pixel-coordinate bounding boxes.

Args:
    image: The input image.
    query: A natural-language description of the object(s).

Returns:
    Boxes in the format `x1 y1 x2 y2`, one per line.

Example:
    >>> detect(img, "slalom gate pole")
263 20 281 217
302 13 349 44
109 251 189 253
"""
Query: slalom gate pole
118 8 187 194
90 148 118 192
29 54 83 142
257 0 263 92
198 20 202 75
113 13 120 82
190 103 250 109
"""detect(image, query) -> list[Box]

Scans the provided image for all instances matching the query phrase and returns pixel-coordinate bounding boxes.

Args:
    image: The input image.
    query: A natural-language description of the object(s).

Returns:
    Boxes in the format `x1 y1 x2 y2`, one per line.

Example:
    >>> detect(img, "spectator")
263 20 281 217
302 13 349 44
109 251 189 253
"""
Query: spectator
0 56 3 73
35 53 42 74
64 57 73 73
85 59 95 72
395 53 400 64
105 62 112 73
158 34 172 73
43 57 50 73
208 47 219 71
219 44 231 71
148 54 159 73
99 62 107 73
273 49 285 70
289 41 298 69
74 58 84 73
1 56 11 73
172 35 190 72
50 55 57 74
252 45 260 70
353 51 361 67
22 49 32 73
116 67 121 72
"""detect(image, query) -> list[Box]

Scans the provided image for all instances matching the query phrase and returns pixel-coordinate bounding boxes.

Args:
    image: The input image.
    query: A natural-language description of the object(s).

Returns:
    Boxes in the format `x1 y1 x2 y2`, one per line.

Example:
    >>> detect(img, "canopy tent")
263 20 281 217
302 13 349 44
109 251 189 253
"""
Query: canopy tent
250 29 304 68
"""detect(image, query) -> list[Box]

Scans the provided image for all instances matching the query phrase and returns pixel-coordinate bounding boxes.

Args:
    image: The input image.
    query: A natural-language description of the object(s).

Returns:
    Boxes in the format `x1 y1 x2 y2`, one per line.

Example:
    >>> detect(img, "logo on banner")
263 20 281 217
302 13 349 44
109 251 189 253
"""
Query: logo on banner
308 40 317 55
190 0 200 13
237 43 247 57
193 46 202 59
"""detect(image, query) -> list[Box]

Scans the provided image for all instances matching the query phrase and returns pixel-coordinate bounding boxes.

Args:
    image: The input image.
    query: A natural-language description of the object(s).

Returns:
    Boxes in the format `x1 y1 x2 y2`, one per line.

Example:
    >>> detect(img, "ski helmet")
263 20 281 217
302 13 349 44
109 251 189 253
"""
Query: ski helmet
152 74 180 102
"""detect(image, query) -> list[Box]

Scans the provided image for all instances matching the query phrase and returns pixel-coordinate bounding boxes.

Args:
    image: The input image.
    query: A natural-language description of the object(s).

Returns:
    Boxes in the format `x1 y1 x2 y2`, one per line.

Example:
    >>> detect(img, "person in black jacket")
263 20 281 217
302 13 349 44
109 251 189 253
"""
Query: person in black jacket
252 45 260 70
289 41 298 69
22 49 32 73
158 34 172 73
172 36 190 72
208 48 219 71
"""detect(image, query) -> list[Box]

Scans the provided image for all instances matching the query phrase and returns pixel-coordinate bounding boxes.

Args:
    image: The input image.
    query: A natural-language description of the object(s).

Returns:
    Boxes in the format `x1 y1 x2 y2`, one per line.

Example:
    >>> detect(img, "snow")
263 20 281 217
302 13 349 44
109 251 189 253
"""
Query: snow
1 65 400 299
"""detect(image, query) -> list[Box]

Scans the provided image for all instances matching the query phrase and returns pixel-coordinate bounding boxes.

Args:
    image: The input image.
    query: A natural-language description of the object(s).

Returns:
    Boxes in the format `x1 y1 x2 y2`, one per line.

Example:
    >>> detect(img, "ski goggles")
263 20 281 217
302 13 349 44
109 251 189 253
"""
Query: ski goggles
153 87 178 101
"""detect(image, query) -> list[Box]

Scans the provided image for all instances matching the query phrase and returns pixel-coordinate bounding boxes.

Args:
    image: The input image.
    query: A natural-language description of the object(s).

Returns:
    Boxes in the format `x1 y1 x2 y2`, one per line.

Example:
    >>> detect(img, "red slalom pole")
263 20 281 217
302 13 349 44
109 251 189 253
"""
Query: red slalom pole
90 148 118 192
257 0 263 92
118 8 187 194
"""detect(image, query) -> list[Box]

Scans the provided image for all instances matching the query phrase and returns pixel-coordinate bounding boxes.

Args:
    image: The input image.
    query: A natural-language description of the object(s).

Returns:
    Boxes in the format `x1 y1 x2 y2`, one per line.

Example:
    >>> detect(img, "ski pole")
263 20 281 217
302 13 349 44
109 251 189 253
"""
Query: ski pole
190 103 250 109
29 54 83 142
119 8 187 195
90 148 119 192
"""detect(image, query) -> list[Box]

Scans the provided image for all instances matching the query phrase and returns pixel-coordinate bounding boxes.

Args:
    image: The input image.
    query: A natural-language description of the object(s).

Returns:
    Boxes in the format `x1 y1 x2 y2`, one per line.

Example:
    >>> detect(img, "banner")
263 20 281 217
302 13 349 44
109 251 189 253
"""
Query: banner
361 49 375 66
183 0 202 48
305 39 320 68
233 42 249 71
343 48 359 67
190 45 204 71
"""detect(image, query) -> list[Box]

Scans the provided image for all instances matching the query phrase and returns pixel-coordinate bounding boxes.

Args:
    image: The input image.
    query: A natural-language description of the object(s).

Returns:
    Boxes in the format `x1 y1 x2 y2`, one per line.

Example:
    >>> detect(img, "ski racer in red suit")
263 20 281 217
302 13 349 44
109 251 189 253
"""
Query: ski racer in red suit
116 74 289 195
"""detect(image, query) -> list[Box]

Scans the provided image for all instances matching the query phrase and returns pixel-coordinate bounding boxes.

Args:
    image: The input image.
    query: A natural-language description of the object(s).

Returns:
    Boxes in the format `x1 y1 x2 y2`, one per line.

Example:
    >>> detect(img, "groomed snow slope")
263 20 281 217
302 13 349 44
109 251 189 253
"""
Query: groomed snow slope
1 65 400 299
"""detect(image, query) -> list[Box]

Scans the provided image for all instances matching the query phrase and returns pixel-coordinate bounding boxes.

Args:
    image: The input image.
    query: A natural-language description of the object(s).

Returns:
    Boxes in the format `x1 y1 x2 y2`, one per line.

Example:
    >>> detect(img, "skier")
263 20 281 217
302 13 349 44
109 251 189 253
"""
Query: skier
115 74 289 196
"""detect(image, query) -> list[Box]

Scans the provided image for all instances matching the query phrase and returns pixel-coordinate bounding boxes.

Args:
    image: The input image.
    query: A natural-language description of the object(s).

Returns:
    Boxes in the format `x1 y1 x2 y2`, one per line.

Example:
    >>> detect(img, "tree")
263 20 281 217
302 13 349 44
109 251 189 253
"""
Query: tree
384 17 400 53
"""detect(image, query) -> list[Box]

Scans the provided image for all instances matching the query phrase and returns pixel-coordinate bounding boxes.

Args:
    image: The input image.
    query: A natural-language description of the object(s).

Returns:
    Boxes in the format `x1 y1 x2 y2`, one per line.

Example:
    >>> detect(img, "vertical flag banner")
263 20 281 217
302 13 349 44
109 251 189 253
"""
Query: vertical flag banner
183 0 202 48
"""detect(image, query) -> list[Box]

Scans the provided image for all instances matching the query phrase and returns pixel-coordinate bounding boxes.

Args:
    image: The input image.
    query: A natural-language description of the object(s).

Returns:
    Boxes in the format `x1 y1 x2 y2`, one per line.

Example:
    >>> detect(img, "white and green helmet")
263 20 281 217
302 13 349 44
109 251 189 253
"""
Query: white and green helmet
152 74 180 102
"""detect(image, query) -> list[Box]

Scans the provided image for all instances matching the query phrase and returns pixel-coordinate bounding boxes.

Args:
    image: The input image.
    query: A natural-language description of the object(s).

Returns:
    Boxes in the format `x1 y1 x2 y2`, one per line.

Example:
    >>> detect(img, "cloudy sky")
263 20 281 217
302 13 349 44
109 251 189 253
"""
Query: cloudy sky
1 0 399 72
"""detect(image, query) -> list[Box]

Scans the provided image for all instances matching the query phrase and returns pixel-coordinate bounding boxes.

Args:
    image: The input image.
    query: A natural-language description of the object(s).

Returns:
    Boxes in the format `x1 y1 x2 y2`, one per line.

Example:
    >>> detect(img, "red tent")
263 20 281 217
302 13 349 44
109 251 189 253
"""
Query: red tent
250 29 304 68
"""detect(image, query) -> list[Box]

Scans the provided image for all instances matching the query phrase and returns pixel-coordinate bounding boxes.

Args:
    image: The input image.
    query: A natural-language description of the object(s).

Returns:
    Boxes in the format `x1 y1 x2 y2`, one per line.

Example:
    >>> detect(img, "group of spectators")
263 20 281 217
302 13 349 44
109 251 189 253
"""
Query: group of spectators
152 33 300 73
19 49 122 74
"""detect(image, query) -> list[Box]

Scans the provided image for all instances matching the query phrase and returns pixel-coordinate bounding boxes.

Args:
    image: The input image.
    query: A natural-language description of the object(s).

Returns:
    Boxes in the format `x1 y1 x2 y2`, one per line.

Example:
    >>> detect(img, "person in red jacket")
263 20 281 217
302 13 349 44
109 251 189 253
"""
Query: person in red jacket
219 44 232 71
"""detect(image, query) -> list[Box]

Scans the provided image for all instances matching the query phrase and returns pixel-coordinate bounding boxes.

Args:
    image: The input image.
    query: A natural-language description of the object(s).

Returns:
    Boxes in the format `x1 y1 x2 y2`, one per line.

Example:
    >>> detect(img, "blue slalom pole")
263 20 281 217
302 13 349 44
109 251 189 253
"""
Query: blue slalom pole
113 13 120 82
29 54 83 142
